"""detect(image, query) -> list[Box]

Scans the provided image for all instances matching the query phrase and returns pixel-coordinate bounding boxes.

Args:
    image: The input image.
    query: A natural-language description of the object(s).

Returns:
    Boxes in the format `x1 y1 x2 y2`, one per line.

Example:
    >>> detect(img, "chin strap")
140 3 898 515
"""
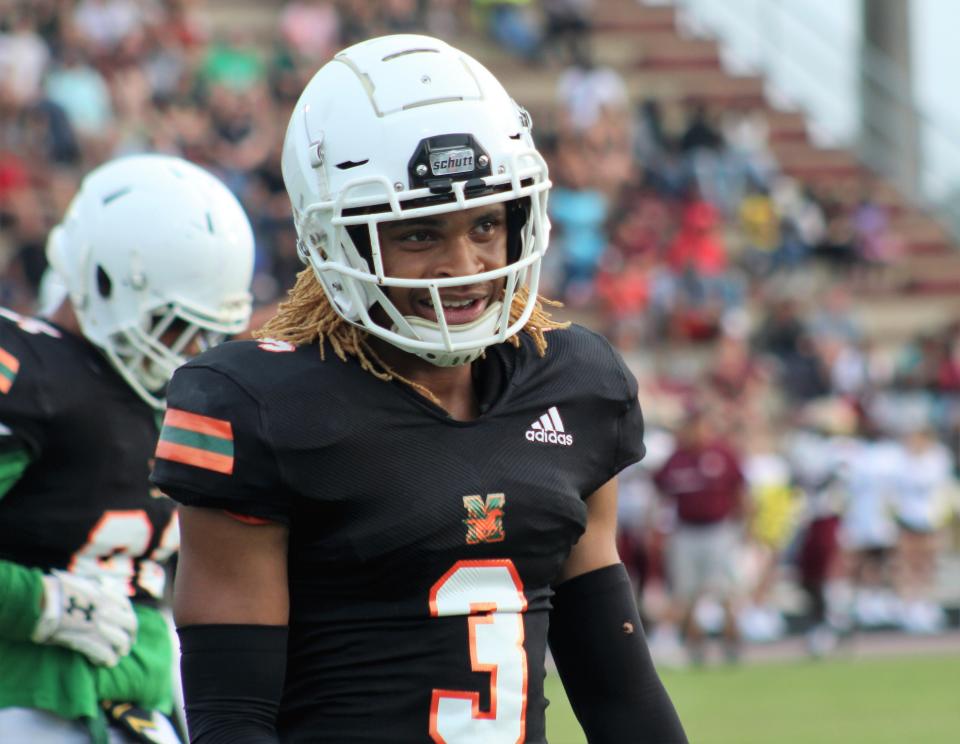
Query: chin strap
394 301 504 367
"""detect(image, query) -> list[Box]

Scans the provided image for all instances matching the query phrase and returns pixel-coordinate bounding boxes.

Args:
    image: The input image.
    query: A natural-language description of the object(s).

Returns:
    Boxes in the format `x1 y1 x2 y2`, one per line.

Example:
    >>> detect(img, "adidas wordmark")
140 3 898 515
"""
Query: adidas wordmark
525 406 573 446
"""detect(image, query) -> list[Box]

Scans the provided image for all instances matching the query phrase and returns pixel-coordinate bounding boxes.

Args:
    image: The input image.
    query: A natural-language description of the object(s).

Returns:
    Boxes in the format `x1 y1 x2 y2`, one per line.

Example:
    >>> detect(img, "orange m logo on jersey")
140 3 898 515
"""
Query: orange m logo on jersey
462 493 506 545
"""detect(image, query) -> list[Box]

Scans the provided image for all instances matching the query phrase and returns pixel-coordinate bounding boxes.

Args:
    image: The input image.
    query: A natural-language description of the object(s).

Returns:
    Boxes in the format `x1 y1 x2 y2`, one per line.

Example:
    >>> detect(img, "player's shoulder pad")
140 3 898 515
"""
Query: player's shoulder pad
176 336 318 398
157 342 286 518
0 308 65 410
160 337 324 475
164 339 287 425
538 323 638 406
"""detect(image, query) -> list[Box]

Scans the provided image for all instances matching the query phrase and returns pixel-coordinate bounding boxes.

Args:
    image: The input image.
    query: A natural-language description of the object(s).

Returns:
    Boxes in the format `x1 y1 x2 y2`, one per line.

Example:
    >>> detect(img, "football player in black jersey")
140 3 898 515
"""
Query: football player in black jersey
153 35 687 744
0 155 254 743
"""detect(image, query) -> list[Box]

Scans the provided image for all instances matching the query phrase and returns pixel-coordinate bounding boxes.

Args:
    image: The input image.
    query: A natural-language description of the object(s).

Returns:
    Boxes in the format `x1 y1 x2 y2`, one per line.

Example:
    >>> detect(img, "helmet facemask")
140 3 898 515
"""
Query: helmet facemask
106 303 238 407
297 156 551 367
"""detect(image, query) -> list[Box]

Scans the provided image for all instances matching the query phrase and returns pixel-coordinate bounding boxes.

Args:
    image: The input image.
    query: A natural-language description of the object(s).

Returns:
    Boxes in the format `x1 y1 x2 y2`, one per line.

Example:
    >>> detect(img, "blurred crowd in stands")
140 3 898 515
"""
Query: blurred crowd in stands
0 0 478 310
473 0 960 661
2 0 959 664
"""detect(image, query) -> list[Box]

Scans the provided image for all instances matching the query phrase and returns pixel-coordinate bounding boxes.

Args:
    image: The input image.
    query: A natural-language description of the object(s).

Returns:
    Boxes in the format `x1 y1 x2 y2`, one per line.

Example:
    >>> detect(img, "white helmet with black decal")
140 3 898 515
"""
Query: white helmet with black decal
281 34 551 367
46 154 255 408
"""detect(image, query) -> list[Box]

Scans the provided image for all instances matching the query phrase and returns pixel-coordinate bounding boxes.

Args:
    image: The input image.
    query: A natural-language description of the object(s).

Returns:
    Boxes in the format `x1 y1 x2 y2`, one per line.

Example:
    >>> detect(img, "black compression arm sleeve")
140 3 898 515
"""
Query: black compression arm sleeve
548 563 688 744
178 624 288 744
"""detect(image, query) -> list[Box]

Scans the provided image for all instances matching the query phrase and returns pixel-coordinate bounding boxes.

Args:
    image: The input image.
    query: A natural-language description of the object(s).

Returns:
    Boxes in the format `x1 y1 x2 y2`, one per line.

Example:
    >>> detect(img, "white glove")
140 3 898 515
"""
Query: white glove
31 569 138 667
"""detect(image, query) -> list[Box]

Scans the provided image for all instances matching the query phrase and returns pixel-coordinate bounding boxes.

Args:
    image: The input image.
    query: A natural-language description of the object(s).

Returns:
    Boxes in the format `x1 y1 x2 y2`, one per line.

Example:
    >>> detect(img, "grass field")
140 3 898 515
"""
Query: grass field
544 654 960 743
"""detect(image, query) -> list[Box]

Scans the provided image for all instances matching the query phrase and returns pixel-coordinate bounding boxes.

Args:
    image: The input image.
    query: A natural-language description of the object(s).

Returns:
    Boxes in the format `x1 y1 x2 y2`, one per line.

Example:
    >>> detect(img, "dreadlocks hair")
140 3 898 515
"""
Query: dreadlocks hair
256 267 569 404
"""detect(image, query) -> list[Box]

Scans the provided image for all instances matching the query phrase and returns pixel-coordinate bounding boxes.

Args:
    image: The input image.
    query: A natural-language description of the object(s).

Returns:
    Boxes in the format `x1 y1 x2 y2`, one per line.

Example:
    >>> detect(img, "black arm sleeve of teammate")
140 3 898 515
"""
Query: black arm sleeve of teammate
178 624 288 744
548 564 688 744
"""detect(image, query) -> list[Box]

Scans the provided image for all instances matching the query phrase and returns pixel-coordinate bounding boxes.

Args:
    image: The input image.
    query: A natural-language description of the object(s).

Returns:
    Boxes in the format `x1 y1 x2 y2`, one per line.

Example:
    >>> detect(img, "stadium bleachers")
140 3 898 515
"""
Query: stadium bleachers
195 0 960 350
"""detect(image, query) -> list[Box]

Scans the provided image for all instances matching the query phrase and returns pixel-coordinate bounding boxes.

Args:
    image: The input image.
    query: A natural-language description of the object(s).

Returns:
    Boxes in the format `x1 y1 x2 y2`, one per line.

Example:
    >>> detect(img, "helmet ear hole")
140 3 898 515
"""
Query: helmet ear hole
96 265 113 299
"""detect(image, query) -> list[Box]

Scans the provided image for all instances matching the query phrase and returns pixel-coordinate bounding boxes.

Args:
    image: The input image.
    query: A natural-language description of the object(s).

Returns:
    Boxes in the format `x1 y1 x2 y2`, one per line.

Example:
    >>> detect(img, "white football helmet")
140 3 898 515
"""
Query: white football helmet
46 154 254 409
281 34 551 367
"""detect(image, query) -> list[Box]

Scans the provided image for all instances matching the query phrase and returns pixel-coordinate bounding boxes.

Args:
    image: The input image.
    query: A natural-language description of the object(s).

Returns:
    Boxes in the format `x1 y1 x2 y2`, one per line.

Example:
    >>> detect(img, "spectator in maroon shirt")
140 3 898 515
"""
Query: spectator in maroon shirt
654 407 746 664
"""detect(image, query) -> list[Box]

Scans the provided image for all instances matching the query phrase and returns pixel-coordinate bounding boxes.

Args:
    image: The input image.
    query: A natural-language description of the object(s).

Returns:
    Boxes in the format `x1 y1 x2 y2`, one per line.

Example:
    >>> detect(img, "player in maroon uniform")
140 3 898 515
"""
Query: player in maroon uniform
654 408 746 664
153 35 686 744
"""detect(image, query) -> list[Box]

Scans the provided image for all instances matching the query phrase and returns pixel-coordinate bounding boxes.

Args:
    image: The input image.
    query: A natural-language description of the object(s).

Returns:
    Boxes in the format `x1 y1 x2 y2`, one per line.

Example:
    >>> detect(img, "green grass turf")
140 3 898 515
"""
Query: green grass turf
544 653 960 744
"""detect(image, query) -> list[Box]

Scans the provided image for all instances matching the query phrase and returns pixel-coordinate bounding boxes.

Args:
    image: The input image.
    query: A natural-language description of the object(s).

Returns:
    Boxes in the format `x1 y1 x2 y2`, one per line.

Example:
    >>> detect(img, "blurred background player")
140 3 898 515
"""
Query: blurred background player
841 415 902 630
738 423 801 645
785 398 859 657
889 419 955 634
654 406 747 665
153 34 687 744
0 154 254 743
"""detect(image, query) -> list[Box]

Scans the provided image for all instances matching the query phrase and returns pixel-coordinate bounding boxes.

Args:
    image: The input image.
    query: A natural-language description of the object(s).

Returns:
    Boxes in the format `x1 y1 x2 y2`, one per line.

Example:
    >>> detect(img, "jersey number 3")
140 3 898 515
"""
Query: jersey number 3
428 559 528 744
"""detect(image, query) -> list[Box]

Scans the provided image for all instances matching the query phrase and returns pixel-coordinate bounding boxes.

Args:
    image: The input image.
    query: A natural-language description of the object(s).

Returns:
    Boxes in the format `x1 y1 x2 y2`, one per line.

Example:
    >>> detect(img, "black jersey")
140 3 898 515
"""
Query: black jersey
0 309 177 602
152 324 645 743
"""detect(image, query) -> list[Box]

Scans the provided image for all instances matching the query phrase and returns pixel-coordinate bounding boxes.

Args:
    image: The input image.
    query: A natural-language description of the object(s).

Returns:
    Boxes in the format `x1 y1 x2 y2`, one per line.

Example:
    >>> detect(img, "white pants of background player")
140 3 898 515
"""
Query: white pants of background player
0 707 181 743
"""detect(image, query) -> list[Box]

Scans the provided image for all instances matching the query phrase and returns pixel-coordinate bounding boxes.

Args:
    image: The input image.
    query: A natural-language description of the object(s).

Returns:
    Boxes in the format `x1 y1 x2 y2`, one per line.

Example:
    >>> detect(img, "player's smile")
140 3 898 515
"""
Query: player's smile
413 291 491 325
377 202 508 327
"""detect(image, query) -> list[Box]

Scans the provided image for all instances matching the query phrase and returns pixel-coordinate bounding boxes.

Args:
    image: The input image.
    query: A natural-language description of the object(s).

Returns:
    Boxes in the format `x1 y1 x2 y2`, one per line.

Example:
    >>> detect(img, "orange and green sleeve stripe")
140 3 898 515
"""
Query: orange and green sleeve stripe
155 408 234 474
0 346 20 394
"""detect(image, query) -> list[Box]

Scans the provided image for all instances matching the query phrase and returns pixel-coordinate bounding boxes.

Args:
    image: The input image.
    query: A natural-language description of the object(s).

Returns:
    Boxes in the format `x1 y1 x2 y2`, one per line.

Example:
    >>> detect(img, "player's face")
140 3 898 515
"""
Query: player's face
377 202 508 326
160 320 204 358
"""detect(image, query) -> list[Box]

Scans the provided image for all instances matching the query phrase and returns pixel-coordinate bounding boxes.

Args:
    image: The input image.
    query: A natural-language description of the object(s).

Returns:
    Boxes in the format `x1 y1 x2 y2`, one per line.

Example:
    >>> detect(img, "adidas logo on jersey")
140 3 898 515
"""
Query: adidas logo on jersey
525 406 573 446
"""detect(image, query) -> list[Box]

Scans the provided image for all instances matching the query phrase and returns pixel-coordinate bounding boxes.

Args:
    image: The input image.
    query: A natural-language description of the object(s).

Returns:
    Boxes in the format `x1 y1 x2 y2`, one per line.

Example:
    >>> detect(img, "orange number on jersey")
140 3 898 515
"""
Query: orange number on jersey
138 511 180 598
428 559 528 744
69 510 179 598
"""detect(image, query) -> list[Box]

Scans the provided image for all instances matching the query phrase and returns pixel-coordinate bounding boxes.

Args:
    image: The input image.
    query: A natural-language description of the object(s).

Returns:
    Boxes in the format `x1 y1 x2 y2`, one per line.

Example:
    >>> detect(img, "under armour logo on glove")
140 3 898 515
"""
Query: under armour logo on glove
66 595 96 622
31 569 138 667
